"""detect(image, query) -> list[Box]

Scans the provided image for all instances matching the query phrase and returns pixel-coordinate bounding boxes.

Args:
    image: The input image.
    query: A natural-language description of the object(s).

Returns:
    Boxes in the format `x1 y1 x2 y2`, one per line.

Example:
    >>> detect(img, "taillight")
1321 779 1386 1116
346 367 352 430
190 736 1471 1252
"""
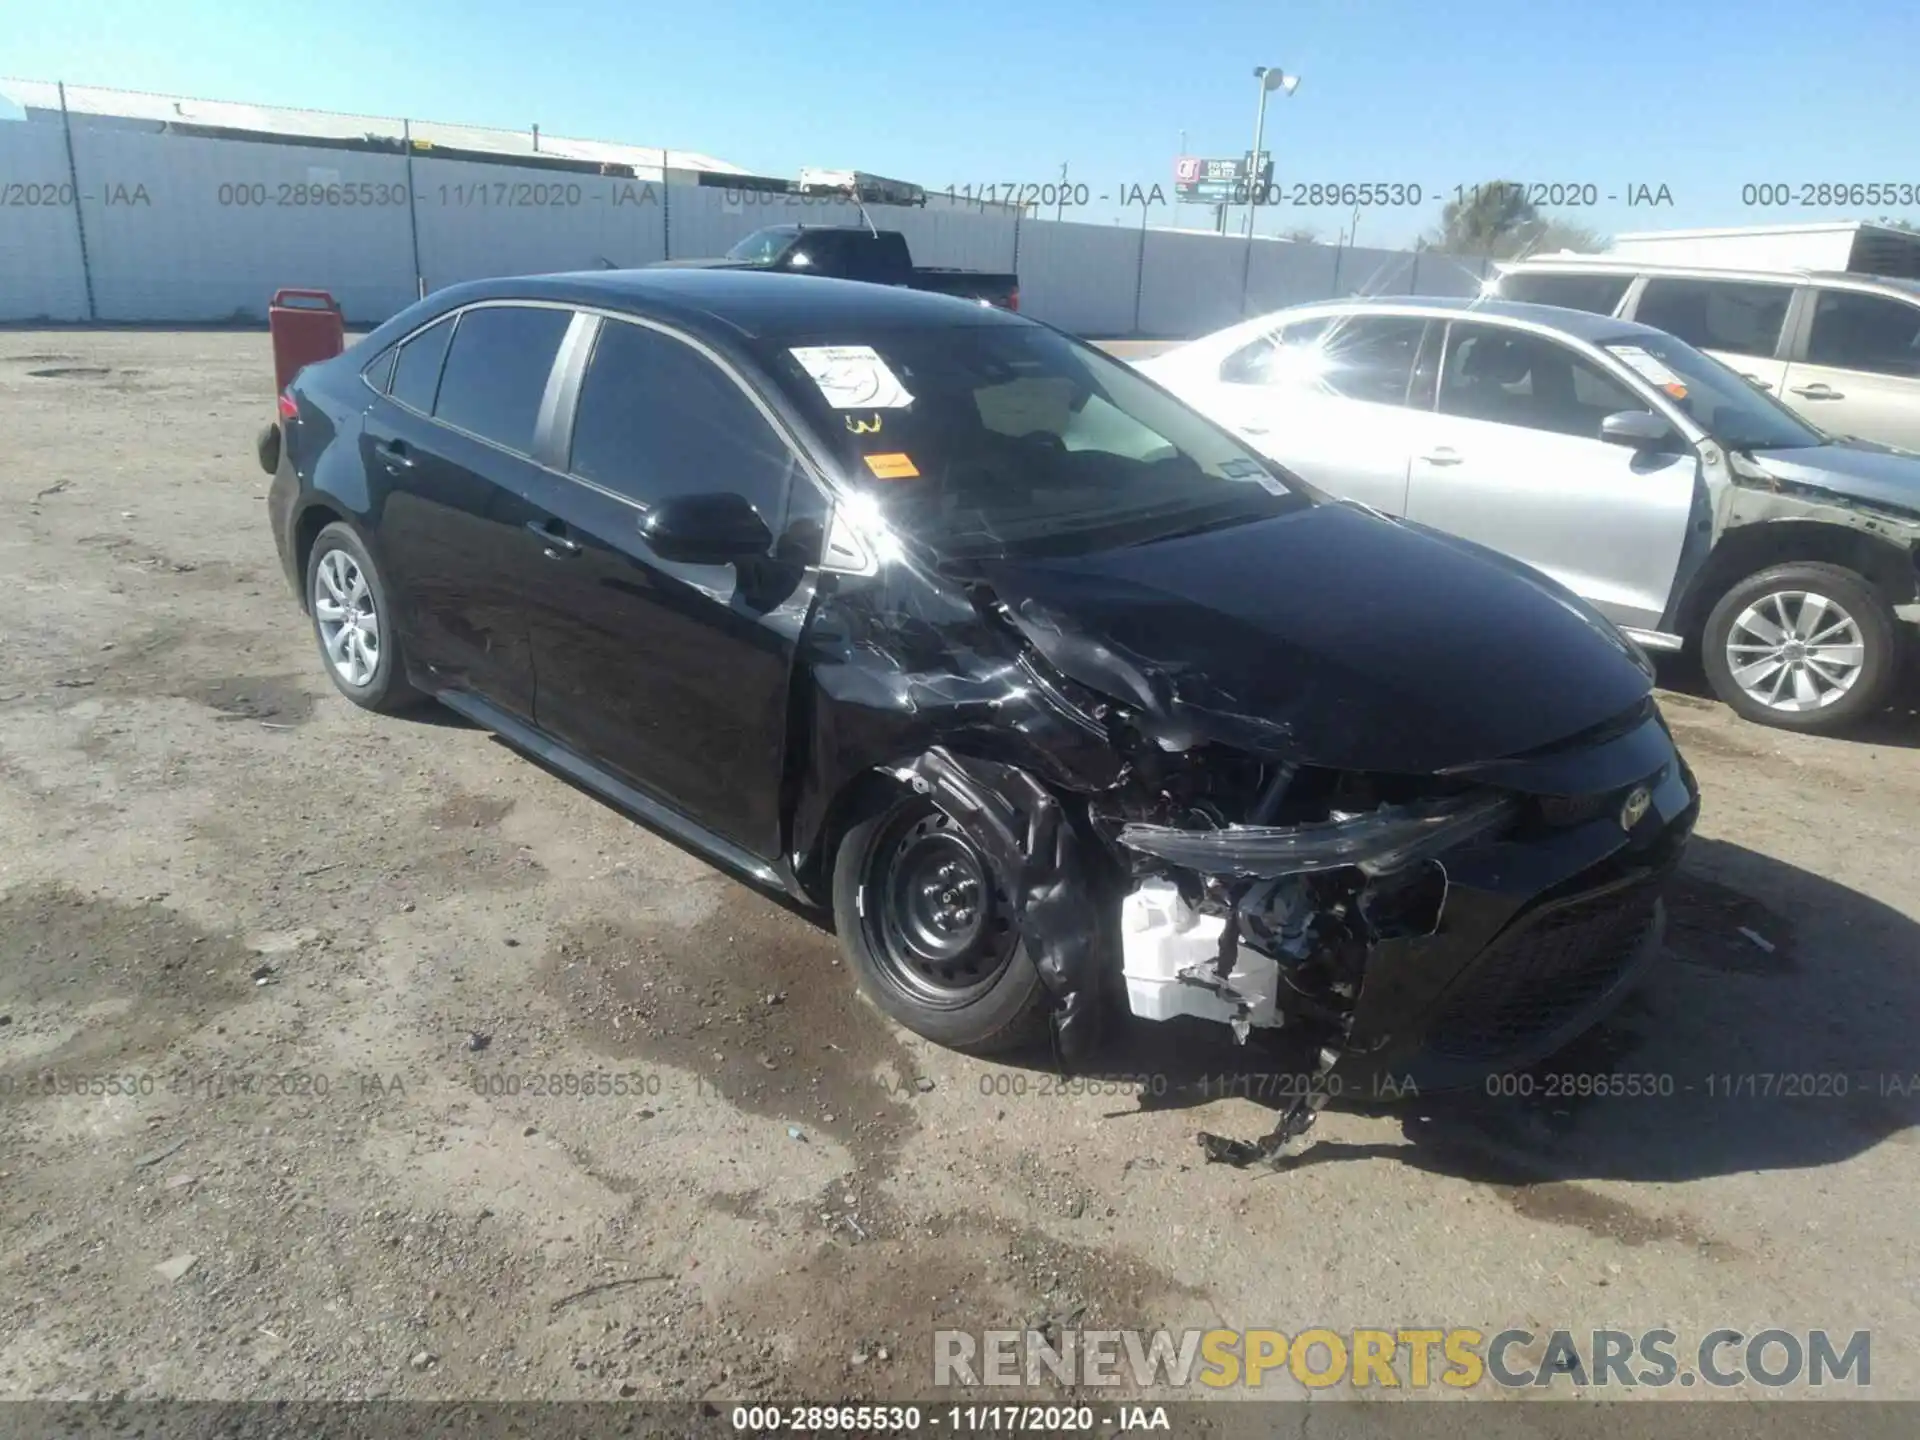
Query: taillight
277 391 299 422
1006 288 1020 312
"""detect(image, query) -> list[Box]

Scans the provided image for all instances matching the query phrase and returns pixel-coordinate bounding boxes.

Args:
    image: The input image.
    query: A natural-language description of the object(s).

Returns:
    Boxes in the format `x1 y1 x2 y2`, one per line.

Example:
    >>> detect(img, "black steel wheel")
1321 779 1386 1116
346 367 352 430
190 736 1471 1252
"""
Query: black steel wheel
832 795 1049 1054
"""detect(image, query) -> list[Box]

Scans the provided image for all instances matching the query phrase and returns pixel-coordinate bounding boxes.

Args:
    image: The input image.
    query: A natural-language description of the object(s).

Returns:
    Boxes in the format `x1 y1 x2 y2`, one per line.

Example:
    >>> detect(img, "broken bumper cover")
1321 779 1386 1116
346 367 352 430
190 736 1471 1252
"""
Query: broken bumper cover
1120 713 1700 1092
1335 749 1697 1092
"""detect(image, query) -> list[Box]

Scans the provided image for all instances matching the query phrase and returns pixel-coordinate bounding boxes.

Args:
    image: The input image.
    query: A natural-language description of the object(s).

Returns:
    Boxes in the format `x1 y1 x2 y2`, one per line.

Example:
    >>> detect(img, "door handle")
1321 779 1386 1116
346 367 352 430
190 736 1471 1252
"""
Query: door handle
1419 447 1463 466
1237 423 1271 436
526 519 581 557
374 439 414 471
1790 384 1844 399
1740 372 1774 392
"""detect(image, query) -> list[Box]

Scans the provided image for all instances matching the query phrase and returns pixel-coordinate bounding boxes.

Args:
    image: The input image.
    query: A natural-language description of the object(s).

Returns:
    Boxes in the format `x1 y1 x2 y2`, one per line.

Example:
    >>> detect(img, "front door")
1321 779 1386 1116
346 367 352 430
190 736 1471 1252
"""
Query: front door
1404 321 1696 632
526 315 817 859
1780 287 1920 450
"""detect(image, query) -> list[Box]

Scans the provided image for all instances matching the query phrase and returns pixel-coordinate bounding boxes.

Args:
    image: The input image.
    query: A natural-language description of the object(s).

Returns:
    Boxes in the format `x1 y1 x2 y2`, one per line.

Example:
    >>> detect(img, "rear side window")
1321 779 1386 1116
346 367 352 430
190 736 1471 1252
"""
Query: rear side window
1221 315 1423 405
432 305 572 454
1805 289 1920 377
1498 272 1632 316
388 316 454 413
363 346 398 394
568 318 795 523
1633 278 1792 359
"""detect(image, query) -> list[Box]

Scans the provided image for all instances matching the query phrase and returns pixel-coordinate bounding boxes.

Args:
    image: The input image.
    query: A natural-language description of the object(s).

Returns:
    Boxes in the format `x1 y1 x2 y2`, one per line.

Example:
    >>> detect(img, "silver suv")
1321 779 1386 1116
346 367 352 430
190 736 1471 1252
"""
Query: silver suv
1491 259 1920 451
1136 296 1920 733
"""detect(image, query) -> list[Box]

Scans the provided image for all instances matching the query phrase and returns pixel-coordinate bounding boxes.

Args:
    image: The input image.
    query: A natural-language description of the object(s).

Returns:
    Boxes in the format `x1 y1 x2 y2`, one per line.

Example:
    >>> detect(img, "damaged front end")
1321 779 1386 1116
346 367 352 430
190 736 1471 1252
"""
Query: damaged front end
875 686 1697 1169
1104 719 1697 1165
800 492 1700 1169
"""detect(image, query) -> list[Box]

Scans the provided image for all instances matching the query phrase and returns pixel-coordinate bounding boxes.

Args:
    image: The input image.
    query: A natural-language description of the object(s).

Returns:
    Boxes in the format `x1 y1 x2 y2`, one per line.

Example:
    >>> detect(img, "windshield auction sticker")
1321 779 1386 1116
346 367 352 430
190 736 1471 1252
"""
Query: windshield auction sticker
789 345 915 409
1607 344 1689 399
862 452 921 479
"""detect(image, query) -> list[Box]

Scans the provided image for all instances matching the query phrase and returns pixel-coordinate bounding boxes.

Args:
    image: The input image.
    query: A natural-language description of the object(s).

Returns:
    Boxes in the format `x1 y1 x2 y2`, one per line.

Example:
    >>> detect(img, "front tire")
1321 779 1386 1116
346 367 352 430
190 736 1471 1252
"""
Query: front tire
304 521 422 713
832 795 1050 1055
1701 561 1895 732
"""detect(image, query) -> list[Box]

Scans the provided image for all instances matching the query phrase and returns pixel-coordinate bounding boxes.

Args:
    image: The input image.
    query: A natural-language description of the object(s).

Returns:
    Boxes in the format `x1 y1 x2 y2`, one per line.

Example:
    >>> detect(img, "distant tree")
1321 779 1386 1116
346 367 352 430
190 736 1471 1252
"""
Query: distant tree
1428 179 1606 258
1280 225 1320 243
1876 215 1920 233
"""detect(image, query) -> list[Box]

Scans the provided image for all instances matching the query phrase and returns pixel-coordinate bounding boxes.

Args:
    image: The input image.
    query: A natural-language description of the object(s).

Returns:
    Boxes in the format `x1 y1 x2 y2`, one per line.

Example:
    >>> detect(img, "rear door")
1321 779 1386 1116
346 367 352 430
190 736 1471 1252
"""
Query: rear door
525 314 816 858
1403 320 1696 631
1195 313 1428 513
1779 286 1920 449
1628 275 1796 398
364 303 573 717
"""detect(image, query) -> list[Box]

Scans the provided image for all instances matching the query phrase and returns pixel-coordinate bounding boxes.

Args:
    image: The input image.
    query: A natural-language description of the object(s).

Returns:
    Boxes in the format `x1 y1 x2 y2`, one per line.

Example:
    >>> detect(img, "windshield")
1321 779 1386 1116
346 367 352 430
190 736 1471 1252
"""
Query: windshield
1601 332 1825 452
761 324 1315 559
724 227 795 265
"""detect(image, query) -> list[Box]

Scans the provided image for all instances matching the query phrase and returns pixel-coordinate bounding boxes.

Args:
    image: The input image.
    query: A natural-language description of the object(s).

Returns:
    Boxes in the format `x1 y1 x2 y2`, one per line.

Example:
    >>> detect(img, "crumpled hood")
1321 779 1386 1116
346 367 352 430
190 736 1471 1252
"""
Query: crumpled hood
971 502 1653 773
1746 440 1920 520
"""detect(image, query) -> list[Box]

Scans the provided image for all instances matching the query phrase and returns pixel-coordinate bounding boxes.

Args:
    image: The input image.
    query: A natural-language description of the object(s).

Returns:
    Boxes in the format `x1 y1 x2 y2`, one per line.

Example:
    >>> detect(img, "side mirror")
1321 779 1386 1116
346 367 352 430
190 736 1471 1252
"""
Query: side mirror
639 492 773 565
1599 409 1676 450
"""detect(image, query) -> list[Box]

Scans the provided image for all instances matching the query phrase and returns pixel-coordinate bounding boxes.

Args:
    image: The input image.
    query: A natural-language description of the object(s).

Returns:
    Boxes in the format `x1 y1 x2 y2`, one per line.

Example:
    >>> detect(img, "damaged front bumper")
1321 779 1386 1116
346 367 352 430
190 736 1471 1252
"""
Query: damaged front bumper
885 704 1698 1168
1114 710 1699 1163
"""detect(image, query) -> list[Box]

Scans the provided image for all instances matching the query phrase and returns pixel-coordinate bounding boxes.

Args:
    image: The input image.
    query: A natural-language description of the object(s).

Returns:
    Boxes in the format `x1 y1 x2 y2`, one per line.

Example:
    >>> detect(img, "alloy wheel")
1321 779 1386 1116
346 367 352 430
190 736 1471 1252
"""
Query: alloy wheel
1724 588 1865 713
313 548 381 689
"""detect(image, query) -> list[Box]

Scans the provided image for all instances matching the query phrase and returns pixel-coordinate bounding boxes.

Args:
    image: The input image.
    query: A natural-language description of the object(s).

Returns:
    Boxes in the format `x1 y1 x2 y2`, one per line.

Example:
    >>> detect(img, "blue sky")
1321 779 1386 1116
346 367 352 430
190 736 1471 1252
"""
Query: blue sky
6 0 1916 248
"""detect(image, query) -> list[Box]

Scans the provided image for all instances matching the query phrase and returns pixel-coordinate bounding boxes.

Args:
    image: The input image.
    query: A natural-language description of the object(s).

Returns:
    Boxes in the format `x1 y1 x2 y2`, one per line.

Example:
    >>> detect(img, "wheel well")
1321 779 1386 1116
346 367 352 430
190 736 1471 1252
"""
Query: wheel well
1675 520 1916 643
794 770 904 909
291 503 346 613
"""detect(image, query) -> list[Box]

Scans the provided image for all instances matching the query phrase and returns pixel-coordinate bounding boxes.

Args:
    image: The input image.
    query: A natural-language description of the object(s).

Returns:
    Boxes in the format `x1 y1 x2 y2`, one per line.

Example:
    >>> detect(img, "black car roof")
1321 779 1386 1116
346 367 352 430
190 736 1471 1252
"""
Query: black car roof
419 268 1024 343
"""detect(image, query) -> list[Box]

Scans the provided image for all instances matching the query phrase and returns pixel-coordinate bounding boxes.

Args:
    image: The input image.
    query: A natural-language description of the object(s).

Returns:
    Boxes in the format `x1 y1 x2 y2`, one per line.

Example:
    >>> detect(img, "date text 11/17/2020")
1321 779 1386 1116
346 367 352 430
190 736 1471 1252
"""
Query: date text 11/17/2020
941 181 1677 211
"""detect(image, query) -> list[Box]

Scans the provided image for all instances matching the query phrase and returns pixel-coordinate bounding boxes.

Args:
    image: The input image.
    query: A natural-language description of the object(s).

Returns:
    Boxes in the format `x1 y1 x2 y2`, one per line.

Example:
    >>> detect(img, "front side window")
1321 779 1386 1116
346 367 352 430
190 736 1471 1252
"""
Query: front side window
761 322 1313 560
1633 278 1792 359
568 318 796 523
1498 271 1633 316
388 316 454 413
1437 324 1640 439
1219 314 1424 405
1805 289 1920 377
432 305 572 455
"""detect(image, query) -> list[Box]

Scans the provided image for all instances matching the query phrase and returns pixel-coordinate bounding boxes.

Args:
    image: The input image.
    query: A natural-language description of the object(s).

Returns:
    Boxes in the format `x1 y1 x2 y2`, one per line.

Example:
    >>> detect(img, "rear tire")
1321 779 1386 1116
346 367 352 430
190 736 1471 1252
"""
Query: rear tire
304 522 423 714
832 795 1050 1055
1701 561 1895 733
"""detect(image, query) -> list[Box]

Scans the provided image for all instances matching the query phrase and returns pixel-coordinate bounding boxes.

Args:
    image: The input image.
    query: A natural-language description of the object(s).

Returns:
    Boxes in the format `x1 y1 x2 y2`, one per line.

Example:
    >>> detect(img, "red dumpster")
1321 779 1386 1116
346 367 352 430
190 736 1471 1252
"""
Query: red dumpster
267 288 345 396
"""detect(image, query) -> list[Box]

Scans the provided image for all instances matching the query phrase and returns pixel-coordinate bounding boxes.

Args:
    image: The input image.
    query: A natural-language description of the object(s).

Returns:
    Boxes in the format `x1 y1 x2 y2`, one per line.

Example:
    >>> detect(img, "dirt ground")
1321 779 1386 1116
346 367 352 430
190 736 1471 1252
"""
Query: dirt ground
2 330 1918 1410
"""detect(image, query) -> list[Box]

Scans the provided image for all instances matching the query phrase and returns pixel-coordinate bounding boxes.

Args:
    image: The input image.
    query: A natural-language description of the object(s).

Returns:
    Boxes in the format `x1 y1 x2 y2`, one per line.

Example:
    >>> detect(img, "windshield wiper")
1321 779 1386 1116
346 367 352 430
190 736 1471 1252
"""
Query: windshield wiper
1128 511 1256 546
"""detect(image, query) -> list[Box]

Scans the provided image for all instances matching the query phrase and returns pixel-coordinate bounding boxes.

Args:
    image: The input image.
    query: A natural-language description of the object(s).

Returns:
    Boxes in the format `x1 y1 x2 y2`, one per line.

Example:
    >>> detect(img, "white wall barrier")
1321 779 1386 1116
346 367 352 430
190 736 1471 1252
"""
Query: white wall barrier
0 120 1499 332
0 122 99 321
1015 219 1143 336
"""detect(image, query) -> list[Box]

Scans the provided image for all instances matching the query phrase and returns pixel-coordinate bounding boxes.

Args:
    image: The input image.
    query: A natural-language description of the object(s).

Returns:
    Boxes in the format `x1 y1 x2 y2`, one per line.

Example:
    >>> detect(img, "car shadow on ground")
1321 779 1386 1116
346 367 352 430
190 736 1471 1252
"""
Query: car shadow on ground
1653 652 1920 750
459 719 1918 1187
1038 835 1920 1185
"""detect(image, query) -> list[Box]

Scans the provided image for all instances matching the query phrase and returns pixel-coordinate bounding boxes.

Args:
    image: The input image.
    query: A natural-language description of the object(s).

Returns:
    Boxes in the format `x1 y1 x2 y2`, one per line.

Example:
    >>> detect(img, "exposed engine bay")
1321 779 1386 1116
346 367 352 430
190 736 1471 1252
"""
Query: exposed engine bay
891 734 1561 1168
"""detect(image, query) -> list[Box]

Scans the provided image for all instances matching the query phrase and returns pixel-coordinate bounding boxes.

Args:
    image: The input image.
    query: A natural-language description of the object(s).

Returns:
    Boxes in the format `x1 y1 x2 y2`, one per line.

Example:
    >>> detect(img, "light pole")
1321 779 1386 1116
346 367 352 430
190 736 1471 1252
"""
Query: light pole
1244 65 1300 239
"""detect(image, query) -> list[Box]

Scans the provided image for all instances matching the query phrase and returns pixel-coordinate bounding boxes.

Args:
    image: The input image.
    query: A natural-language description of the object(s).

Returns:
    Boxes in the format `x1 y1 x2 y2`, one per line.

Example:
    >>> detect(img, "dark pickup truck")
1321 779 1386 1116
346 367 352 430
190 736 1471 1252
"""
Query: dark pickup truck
655 224 1019 310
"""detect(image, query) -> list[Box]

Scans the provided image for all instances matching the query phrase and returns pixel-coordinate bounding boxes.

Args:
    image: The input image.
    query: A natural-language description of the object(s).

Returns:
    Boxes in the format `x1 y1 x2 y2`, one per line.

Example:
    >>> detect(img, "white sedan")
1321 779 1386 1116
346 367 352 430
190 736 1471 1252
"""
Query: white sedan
1132 296 1920 733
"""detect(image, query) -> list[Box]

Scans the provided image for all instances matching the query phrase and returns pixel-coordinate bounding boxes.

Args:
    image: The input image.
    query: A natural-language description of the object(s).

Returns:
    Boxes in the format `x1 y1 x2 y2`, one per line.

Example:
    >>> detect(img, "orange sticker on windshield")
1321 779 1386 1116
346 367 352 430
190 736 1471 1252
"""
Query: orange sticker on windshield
863 452 920 479
1662 382 1689 400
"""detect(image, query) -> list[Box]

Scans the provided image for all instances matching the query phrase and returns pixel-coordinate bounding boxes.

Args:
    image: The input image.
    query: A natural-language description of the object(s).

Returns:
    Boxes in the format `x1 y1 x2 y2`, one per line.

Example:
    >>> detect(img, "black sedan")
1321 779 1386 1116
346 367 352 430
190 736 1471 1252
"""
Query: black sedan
263 269 1697 1163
